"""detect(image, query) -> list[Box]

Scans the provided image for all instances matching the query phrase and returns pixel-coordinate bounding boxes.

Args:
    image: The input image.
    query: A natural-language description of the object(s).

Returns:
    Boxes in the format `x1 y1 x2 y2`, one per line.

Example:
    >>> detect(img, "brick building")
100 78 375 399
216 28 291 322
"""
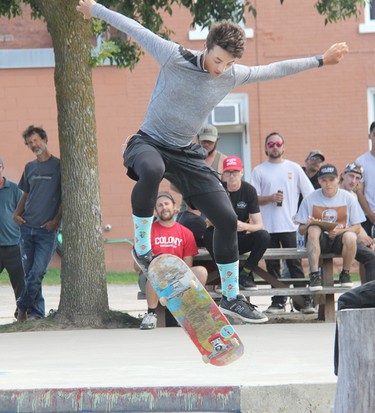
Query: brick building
1 1 374 270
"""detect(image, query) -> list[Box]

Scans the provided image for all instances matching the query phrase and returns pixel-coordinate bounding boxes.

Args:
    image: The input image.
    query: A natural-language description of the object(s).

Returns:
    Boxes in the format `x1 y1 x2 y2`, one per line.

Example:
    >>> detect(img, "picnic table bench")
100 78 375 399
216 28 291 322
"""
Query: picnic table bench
193 247 350 322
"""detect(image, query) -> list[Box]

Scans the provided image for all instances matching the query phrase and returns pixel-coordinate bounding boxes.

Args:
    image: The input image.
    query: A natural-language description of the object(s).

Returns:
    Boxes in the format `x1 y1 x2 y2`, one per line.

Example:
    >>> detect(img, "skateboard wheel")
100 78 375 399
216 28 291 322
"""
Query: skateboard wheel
159 297 168 306
202 355 210 364
190 280 198 289
231 338 240 347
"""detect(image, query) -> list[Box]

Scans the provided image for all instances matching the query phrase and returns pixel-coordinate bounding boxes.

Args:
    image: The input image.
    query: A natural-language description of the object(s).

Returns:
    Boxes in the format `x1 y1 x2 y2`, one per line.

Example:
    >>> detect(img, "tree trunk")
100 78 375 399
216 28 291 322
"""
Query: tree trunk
35 0 109 327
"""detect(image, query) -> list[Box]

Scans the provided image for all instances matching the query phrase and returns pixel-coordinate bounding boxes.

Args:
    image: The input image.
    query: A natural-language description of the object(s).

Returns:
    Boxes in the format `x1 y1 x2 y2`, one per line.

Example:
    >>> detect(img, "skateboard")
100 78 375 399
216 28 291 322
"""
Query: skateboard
148 254 244 366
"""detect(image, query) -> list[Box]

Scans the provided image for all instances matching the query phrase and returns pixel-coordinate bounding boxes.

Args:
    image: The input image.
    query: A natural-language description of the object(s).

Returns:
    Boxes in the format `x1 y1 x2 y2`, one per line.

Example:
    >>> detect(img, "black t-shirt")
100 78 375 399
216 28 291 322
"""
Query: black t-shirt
225 181 260 227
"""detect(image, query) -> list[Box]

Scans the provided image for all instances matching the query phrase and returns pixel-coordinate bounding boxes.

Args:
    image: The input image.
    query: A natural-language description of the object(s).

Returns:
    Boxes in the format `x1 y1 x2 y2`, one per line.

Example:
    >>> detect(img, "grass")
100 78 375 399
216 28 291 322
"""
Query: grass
0 268 139 286
0 268 360 286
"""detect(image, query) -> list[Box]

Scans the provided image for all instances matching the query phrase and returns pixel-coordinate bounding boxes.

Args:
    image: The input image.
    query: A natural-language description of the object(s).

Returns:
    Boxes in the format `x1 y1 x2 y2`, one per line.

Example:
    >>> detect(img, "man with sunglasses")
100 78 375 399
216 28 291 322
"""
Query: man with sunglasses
339 163 375 283
251 133 315 314
77 0 348 323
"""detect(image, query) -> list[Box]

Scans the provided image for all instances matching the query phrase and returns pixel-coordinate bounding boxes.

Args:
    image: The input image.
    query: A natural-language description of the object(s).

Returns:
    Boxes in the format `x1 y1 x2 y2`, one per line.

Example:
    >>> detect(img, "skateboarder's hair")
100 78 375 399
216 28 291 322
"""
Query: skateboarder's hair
206 21 246 59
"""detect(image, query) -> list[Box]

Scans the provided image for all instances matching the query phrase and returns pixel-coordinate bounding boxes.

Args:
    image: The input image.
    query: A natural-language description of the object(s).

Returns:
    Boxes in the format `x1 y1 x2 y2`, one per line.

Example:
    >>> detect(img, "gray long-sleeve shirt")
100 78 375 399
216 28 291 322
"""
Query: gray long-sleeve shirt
92 4 319 147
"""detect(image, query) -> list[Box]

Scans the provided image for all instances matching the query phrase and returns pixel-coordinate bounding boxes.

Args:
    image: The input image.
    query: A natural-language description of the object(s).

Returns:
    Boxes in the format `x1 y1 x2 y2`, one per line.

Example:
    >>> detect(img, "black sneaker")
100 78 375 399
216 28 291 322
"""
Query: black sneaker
220 294 268 324
301 297 317 314
239 273 258 291
309 271 322 291
131 248 153 275
339 270 353 288
265 303 286 314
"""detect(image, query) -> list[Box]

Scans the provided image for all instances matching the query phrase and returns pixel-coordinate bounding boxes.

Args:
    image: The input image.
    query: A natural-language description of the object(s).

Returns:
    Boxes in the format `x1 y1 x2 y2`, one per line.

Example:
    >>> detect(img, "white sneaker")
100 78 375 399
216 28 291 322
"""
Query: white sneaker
140 312 157 330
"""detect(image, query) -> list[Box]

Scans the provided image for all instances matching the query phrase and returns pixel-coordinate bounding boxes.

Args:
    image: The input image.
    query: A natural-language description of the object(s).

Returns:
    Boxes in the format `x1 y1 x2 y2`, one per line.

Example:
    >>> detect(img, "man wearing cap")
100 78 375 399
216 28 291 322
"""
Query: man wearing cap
339 163 375 283
296 164 365 290
0 158 25 316
197 124 227 175
303 150 325 189
356 121 375 238
205 156 270 297
251 132 315 314
137 191 208 329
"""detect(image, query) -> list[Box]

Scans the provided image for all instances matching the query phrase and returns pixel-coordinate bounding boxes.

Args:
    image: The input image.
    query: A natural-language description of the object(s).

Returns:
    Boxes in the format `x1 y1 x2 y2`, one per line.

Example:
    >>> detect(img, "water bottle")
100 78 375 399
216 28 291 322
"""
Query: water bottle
296 231 306 251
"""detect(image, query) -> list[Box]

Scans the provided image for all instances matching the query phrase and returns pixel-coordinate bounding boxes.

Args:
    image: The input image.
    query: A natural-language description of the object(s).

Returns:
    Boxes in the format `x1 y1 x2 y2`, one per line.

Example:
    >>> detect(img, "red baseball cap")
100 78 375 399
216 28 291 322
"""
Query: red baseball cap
223 156 243 172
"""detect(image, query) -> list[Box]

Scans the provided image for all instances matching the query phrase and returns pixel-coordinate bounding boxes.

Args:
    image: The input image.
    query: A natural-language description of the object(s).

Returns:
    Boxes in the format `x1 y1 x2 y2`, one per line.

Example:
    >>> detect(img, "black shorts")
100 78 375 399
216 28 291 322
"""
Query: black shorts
123 130 226 203
319 232 344 254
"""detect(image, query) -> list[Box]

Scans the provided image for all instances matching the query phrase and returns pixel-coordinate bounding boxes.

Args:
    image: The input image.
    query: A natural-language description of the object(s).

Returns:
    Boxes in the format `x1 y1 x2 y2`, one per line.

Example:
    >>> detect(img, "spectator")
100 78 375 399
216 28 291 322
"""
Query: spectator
0 158 25 316
177 124 226 245
77 0 348 323
355 121 375 238
138 191 208 330
205 155 270 297
13 126 62 321
295 164 364 291
303 150 325 189
298 149 325 207
339 163 375 283
251 132 315 314
197 124 227 175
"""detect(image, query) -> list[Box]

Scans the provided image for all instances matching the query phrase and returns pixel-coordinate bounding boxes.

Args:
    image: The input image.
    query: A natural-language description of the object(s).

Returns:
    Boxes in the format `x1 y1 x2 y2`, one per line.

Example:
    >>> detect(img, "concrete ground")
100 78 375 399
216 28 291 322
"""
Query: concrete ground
0 281 349 413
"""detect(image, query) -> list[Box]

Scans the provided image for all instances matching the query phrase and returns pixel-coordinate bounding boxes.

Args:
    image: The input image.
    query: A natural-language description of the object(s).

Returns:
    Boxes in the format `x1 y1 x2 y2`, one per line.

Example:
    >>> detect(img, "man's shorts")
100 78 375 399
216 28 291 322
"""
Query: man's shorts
123 130 226 207
319 232 344 254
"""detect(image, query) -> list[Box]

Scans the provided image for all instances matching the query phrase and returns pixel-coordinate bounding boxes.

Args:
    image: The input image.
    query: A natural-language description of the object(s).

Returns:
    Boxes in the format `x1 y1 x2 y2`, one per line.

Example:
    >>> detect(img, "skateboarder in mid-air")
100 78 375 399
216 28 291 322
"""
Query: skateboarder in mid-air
77 0 349 323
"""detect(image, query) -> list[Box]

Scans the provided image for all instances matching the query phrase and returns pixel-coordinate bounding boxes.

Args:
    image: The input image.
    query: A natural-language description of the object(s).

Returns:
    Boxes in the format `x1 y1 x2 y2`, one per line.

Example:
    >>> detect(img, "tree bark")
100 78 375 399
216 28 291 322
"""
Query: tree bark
35 0 109 327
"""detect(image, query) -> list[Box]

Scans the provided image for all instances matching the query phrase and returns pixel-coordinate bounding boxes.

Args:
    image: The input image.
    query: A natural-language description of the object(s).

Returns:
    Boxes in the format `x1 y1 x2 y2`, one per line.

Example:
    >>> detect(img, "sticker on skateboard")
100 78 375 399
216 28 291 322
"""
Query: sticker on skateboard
148 254 244 366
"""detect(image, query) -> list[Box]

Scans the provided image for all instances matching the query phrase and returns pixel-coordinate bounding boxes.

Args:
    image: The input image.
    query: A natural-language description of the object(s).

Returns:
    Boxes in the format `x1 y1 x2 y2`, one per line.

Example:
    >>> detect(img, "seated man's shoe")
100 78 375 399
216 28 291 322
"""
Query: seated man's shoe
16 307 27 322
132 248 153 275
265 302 286 314
239 272 258 291
339 270 353 288
220 294 268 324
309 271 322 291
140 312 157 330
301 297 317 314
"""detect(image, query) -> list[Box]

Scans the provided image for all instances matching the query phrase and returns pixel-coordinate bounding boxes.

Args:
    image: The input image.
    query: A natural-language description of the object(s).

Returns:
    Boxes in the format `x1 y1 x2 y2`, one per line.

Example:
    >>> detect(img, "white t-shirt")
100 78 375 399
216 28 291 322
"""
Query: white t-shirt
251 160 314 233
295 188 365 228
355 151 375 213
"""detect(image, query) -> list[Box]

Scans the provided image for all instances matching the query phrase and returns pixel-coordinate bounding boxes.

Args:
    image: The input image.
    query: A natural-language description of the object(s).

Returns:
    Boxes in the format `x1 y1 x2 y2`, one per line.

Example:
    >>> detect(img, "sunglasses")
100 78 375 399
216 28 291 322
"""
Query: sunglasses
267 141 283 148
309 156 323 162
223 170 241 176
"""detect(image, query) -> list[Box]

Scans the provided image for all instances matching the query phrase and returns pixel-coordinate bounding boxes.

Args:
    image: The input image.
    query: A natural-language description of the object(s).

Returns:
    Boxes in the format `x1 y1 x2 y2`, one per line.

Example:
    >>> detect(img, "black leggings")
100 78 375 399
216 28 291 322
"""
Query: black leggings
131 151 238 264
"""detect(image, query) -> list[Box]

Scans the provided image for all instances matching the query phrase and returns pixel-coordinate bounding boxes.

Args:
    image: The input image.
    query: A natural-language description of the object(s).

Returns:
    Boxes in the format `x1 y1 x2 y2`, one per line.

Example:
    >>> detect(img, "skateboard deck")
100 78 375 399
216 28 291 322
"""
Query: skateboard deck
148 254 244 366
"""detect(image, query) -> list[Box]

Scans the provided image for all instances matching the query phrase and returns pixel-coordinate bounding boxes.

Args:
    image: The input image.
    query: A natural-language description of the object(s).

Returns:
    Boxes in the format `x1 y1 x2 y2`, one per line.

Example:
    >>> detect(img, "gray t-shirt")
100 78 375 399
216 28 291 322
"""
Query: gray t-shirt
18 155 61 228
92 4 319 147
295 188 365 229
0 178 22 245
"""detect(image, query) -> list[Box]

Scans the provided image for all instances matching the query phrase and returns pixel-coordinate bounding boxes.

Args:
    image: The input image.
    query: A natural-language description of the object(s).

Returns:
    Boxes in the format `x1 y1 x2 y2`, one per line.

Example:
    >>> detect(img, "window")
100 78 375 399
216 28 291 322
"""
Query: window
359 0 375 33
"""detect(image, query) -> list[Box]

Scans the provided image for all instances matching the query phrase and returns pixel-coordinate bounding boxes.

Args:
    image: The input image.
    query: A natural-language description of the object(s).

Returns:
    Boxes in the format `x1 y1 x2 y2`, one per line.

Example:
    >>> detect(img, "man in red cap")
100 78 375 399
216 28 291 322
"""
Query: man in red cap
204 155 270 323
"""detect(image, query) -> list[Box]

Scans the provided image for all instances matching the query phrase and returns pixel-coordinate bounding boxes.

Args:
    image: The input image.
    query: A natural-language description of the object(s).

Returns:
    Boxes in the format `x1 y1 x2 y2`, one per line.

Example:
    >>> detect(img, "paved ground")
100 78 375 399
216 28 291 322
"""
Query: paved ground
0 281 351 413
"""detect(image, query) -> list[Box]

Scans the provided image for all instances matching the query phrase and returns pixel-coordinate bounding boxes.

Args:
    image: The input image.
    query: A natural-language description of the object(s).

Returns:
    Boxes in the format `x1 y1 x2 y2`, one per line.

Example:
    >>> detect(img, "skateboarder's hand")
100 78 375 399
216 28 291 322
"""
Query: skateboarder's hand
76 0 96 20
322 42 349 65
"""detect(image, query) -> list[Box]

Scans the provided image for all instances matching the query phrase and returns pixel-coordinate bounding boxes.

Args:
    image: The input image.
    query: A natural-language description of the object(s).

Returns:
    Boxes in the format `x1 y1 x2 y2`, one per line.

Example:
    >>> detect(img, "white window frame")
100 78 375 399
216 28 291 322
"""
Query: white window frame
359 0 375 33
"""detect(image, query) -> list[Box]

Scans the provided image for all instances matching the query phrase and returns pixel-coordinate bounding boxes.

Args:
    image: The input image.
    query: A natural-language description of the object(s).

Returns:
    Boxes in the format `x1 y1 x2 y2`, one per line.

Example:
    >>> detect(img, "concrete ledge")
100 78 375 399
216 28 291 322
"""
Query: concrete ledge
0 383 336 413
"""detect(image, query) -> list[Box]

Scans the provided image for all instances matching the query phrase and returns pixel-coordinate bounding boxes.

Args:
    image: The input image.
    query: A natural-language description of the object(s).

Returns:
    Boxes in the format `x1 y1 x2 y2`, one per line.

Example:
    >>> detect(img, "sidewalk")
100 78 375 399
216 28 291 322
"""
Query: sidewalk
0 282 343 413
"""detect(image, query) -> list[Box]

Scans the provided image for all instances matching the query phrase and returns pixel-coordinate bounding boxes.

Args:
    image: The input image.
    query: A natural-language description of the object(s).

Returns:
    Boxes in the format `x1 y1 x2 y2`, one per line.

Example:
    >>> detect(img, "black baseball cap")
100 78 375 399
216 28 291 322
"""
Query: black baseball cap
317 164 338 178
156 191 176 204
